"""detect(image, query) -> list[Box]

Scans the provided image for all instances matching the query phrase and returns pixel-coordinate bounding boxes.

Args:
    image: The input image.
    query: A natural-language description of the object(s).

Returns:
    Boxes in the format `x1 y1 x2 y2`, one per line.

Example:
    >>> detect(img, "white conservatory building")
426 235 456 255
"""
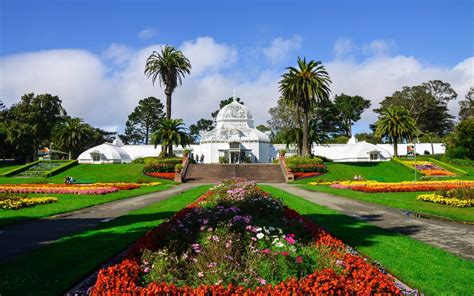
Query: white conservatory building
191 99 272 163
77 97 445 164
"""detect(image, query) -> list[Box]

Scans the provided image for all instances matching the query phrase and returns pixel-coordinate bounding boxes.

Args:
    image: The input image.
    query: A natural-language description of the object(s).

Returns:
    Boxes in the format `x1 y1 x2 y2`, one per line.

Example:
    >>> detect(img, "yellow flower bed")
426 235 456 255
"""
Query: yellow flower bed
309 179 474 186
416 194 473 207
0 196 58 210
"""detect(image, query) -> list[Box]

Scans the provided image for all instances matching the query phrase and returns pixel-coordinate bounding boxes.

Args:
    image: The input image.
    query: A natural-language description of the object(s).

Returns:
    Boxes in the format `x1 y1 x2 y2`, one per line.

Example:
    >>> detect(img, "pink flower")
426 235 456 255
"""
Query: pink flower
143 267 150 273
281 251 289 256
197 271 204 277
258 278 267 285
262 248 271 255
296 256 303 264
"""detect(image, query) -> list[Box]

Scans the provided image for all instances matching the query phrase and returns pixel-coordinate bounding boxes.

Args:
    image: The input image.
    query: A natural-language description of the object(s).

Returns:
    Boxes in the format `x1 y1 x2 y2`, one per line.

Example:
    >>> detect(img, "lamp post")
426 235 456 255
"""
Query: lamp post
50 142 53 173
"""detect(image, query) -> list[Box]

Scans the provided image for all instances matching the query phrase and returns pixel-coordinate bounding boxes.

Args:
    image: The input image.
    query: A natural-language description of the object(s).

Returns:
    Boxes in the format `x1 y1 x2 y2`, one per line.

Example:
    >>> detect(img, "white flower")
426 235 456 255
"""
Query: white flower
256 233 264 239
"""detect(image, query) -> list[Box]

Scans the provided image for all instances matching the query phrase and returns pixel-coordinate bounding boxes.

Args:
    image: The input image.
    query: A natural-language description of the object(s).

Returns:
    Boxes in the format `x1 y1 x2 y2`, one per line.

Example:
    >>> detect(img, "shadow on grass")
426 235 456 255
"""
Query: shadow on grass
0 211 179 296
301 212 422 249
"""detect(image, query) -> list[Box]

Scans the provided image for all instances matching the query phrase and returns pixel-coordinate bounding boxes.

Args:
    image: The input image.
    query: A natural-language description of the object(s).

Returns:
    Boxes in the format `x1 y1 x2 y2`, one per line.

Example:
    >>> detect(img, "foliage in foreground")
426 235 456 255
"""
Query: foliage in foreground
91 179 400 294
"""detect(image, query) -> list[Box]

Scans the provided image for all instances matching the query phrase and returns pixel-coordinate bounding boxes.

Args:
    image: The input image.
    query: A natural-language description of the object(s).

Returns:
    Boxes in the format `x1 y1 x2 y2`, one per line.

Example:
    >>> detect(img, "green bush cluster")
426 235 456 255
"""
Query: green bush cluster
285 156 327 173
143 157 182 173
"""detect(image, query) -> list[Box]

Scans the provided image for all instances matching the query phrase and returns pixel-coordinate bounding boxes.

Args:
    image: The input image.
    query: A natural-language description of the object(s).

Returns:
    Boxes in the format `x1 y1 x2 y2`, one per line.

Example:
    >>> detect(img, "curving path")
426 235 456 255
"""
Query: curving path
271 183 474 261
0 183 199 263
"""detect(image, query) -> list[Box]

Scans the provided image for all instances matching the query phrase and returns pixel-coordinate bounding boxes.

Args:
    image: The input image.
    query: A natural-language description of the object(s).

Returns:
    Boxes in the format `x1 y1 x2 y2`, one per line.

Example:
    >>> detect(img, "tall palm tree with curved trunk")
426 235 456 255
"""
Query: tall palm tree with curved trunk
279 57 331 156
144 45 191 119
52 117 91 160
151 119 192 157
375 106 417 157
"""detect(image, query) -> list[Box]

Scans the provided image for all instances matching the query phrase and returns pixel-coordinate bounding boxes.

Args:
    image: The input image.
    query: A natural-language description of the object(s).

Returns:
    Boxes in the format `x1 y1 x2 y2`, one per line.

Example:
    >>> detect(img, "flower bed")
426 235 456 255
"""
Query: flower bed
401 160 456 176
293 172 322 179
145 172 176 180
417 194 473 207
417 187 473 207
328 180 474 193
91 179 401 295
0 183 142 195
0 193 57 210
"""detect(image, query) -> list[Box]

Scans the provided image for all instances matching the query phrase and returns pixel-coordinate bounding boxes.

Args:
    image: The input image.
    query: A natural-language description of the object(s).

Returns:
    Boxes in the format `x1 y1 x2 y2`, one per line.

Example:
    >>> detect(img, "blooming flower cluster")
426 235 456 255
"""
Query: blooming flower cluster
327 180 474 193
417 193 473 207
0 194 57 210
144 172 176 180
401 160 456 176
0 183 144 195
91 179 401 294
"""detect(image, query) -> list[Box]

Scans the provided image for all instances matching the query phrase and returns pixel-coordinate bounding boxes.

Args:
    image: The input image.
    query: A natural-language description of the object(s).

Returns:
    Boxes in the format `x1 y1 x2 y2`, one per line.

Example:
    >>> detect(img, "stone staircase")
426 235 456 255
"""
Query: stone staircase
184 164 285 183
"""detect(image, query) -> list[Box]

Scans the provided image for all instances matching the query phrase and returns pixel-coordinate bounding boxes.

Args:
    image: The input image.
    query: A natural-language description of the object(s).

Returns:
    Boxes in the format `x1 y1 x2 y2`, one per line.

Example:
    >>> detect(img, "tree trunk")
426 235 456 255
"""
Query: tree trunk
168 144 173 157
295 108 303 156
165 88 172 119
431 141 434 155
69 150 72 160
393 137 398 157
302 112 309 156
348 120 352 138
145 125 149 145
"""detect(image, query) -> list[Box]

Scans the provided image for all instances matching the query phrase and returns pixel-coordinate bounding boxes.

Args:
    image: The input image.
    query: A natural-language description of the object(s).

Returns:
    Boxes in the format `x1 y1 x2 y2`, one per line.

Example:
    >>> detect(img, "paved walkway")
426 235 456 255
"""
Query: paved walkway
0 183 199 262
271 184 474 261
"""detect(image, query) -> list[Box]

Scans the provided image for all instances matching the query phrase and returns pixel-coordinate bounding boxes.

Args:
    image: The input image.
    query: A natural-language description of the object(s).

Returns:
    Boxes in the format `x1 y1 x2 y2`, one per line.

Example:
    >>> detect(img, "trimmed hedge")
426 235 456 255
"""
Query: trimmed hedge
0 160 41 177
285 156 326 173
43 160 78 177
143 158 182 173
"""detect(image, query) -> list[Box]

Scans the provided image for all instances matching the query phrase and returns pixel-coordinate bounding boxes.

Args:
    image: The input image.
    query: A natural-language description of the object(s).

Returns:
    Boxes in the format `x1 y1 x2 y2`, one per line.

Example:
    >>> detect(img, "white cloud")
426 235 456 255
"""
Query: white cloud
362 39 395 56
0 37 472 136
262 35 302 64
138 28 158 40
333 37 355 59
180 37 238 77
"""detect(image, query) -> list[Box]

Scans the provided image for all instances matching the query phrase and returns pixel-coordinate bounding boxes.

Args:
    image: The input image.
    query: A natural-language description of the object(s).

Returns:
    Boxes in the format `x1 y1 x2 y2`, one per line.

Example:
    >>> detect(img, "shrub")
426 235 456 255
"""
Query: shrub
143 158 182 173
219 156 229 164
175 163 183 172
132 157 144 164
286 156 326 173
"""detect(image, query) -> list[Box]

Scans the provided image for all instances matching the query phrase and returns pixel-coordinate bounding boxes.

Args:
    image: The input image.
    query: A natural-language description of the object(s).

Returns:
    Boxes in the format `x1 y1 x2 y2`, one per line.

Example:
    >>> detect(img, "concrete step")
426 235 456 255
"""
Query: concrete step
184 164 285 183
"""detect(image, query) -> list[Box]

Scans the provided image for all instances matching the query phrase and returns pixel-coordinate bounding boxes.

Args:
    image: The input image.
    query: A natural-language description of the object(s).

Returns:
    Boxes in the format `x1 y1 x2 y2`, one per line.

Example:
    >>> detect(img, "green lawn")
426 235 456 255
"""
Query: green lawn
292 160 415 184
260 185 474 296
0 185 211 296
0 164 23 175
0 185 174 228
0 164 176 184
298 184 474 222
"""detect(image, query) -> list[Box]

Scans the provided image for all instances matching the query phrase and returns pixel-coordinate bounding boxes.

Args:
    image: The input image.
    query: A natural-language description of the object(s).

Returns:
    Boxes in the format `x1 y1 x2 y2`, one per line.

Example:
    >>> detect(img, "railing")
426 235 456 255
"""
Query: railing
278 155 294 183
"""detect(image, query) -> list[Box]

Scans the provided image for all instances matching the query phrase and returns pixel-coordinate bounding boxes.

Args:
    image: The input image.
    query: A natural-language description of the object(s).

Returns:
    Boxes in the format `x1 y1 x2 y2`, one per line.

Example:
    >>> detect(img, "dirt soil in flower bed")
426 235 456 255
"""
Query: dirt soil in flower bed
90 179 403 295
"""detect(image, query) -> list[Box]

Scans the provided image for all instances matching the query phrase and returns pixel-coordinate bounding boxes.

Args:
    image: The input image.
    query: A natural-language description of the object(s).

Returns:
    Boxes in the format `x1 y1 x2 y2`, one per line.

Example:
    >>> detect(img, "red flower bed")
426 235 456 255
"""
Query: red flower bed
293 172 322 179
90 185 401 295
145 172 176 180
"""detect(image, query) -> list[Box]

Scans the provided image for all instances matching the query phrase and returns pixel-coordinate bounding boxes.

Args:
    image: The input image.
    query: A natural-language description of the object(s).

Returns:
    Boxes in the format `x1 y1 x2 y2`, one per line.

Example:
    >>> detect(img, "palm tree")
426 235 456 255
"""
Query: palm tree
52 117 91 160
279 57 331 156
375 106 417 157
151 119 192 157
144 45 191 119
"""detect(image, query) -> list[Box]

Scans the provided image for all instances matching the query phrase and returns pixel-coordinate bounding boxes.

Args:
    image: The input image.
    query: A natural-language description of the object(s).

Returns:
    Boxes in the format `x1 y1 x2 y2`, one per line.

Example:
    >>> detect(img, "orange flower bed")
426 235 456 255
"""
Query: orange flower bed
90 182 401 295
145 172 176 180
293 172 322 179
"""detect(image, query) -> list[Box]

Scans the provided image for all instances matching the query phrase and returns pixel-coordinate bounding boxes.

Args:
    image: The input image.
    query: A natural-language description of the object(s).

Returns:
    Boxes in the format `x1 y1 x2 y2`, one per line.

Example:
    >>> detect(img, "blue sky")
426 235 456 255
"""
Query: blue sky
1 0 473 133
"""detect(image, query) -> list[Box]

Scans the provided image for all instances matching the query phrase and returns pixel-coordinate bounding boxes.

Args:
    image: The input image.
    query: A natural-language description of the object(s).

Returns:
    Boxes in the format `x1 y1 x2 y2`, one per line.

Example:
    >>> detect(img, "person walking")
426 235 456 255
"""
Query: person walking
195 154 199 164
200 154 204 164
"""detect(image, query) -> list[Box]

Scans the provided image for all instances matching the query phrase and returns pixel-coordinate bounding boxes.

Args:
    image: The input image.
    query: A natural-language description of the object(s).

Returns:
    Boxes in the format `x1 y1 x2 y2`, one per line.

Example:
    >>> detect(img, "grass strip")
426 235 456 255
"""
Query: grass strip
0 185 211 296
260 185 474 296
0 164 177 185
291 160 415 184
298 184 474 222
0 185 175 228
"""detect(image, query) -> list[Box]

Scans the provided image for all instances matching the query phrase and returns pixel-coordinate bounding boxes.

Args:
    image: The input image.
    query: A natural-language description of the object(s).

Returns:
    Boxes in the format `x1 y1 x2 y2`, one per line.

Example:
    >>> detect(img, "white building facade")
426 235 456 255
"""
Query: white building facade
77 99 445 164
